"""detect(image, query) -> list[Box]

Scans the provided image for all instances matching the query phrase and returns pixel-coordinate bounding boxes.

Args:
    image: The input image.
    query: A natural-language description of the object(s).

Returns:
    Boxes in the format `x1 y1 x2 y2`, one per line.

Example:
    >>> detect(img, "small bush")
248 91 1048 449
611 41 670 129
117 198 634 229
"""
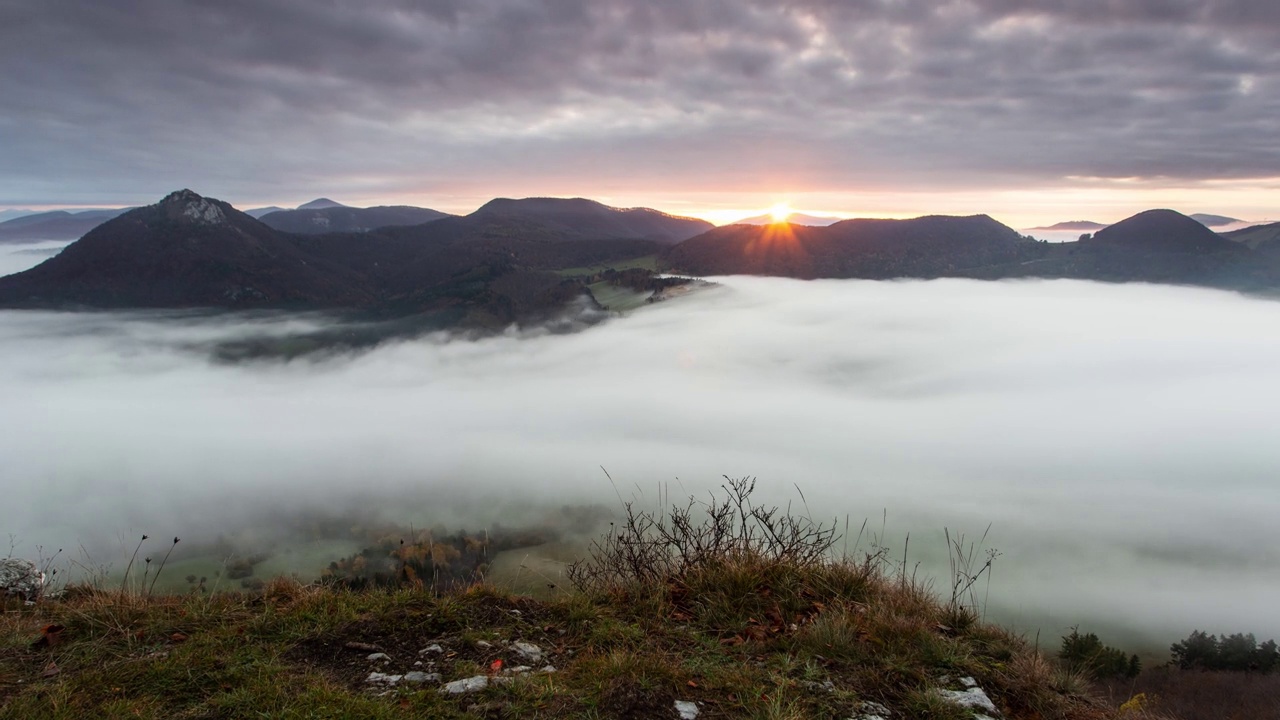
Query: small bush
567 476 839 593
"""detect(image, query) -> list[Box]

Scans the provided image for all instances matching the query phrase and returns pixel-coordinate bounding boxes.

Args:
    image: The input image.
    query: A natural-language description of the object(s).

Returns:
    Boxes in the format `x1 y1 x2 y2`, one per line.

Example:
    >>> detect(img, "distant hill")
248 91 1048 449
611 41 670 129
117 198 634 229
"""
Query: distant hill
297 198 346 210
665 209 1280 292
1086 209 1237 254
258 205 452 234
465 197 712 245
0 208 129 242
244 206 287 219
1224 221 1280 250
665 215 1028 279
0 190 706 328
0 209 37 223
1030 220 1107 231
1189 213 1242 228
731 212 844 227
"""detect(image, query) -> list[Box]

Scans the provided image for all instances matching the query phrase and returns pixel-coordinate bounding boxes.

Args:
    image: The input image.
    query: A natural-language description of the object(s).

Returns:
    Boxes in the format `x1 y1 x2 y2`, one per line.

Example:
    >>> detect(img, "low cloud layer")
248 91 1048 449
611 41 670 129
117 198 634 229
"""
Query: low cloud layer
2 276 1279 647
1 1 1277 214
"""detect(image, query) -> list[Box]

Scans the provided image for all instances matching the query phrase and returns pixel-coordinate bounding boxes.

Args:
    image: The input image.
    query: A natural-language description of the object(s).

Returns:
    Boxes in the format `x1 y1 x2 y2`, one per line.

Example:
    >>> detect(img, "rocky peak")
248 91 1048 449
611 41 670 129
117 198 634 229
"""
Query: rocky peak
159 189 227 225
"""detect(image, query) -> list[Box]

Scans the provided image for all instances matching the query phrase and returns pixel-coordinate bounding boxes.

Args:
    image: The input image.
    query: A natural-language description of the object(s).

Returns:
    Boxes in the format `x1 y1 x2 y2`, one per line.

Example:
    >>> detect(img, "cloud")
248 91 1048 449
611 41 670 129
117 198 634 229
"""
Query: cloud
2 276 1279 647
0 1 1277 208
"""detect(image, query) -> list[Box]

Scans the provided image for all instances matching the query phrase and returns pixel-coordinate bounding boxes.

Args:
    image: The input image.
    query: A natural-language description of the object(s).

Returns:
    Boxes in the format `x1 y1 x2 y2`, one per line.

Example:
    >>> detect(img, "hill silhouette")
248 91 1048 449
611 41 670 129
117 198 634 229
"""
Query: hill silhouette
1086 209 1237 253
665 215 1028 279
1224 220 1280 250
0 208 128 242
467 197 711 244
258 205 452 234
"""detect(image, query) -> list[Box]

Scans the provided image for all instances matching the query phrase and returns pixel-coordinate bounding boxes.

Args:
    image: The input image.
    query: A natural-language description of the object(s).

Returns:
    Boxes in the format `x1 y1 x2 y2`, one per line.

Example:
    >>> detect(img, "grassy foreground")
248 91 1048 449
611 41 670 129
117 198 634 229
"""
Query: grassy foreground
1 482 1166 719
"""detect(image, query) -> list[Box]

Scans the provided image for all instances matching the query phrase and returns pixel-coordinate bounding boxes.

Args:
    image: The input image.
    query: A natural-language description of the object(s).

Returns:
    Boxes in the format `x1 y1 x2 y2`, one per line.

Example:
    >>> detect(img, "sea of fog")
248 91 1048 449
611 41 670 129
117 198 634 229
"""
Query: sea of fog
2 254 1278 649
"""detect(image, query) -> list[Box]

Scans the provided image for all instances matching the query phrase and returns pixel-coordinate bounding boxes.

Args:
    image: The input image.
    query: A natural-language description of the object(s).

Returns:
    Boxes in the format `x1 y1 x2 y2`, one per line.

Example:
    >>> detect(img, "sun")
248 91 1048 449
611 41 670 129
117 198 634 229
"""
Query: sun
769 203 793 223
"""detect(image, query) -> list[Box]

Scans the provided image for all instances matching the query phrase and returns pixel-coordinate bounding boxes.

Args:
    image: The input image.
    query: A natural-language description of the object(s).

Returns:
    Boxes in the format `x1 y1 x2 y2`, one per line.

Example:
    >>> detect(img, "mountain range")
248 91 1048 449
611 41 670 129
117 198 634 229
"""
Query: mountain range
666 209 1280 290
0 208 130 242
0 190 710 328
2 190 1278 331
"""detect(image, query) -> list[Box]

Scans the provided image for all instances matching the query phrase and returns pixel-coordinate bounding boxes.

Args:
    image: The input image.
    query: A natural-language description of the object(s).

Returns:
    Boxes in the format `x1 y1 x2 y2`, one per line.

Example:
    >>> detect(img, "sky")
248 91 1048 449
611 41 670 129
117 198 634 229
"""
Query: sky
1 0 1278 227
2 273 1279 648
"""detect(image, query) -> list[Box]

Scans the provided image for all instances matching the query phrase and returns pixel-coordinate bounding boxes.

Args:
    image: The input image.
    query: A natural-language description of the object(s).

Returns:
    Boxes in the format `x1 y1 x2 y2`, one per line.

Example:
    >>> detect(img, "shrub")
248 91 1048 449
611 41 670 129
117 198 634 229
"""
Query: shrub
567 476 839 593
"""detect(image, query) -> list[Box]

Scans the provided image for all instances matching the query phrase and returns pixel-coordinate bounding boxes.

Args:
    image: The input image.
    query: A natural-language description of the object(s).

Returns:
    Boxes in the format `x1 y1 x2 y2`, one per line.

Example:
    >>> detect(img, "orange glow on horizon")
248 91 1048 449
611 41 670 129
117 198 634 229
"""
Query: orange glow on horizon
769 203 793 223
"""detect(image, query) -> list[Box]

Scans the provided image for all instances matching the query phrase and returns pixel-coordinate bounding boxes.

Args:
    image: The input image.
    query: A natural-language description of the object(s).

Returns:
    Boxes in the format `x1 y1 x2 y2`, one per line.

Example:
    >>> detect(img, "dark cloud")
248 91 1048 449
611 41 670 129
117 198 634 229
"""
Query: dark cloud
0 0 1277 206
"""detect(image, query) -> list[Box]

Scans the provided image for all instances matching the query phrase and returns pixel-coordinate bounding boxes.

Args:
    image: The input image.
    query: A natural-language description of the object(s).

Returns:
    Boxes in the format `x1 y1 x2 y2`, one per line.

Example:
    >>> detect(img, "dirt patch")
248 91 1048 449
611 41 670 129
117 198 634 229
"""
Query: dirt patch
599 678 680 720
285 594 565 690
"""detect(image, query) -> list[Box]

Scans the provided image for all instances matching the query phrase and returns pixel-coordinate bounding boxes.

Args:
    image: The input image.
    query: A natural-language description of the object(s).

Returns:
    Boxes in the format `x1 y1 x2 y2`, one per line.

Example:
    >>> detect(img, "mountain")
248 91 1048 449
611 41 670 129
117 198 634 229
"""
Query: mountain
0 190 372 308
245 206 287 219
297 198 346 210
665 215 1028 279
0 190 704 327
465 197 711 244
1029 220 1107 231
0 208 130 242
1085 209 1237 254
1223 220 1280 250
1189 213 1242 228
258 205 452 235
731 212 844 227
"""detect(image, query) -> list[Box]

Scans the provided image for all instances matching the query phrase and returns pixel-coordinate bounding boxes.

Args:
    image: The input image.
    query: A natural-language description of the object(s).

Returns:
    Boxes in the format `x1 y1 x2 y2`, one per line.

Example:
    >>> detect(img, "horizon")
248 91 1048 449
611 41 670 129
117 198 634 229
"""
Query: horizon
2 3 1277 229
1 190 1273 231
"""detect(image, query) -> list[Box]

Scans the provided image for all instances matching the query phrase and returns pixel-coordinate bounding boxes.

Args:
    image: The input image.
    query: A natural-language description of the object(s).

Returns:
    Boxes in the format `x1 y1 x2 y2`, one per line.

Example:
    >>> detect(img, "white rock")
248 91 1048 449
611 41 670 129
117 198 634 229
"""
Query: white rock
0 559 44 601
540 665 557 674
506 665 533 675
402 671 440 683
935 686 1001 718
675 700 700 719
366 652 391 662
851 700 893 720
366 672 403 684
441 675 490 694
419 644 444 655
475 640 494 650
511 641 543 663
959 676 979 688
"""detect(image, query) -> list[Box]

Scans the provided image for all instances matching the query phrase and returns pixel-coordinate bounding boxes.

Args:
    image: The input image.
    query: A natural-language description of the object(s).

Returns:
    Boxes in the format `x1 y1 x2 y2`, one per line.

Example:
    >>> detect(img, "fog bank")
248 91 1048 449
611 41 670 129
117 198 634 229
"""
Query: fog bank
2 276 1278 647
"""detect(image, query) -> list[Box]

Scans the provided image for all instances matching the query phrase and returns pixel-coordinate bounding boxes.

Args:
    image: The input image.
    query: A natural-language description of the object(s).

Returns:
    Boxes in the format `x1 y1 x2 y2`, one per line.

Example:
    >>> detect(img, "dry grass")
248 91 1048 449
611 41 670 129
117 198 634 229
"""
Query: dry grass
1097 666 1280 720
1 481 1169 719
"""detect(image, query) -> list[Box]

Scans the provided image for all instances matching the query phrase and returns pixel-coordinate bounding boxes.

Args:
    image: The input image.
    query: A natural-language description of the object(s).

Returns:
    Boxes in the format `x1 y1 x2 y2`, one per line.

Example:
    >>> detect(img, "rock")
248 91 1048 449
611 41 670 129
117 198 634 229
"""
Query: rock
402 671 440 683
510 641 543 663
802 680 836 692
0 559 44 601
419 644 444 655
344 641 382 652
366 652 390 662
475 640 493 650
935 685 1001 719
852 700 893 719
675 700 700 719
539 665 557 674
506 665 533 675
366 672 403 684
441 675 490 694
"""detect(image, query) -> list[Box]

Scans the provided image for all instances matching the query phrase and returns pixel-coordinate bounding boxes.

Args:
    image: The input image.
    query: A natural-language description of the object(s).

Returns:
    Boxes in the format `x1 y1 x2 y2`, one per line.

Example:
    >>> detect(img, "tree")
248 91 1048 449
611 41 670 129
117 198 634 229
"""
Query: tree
1171 630 1220 670
1060 627 1137 679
